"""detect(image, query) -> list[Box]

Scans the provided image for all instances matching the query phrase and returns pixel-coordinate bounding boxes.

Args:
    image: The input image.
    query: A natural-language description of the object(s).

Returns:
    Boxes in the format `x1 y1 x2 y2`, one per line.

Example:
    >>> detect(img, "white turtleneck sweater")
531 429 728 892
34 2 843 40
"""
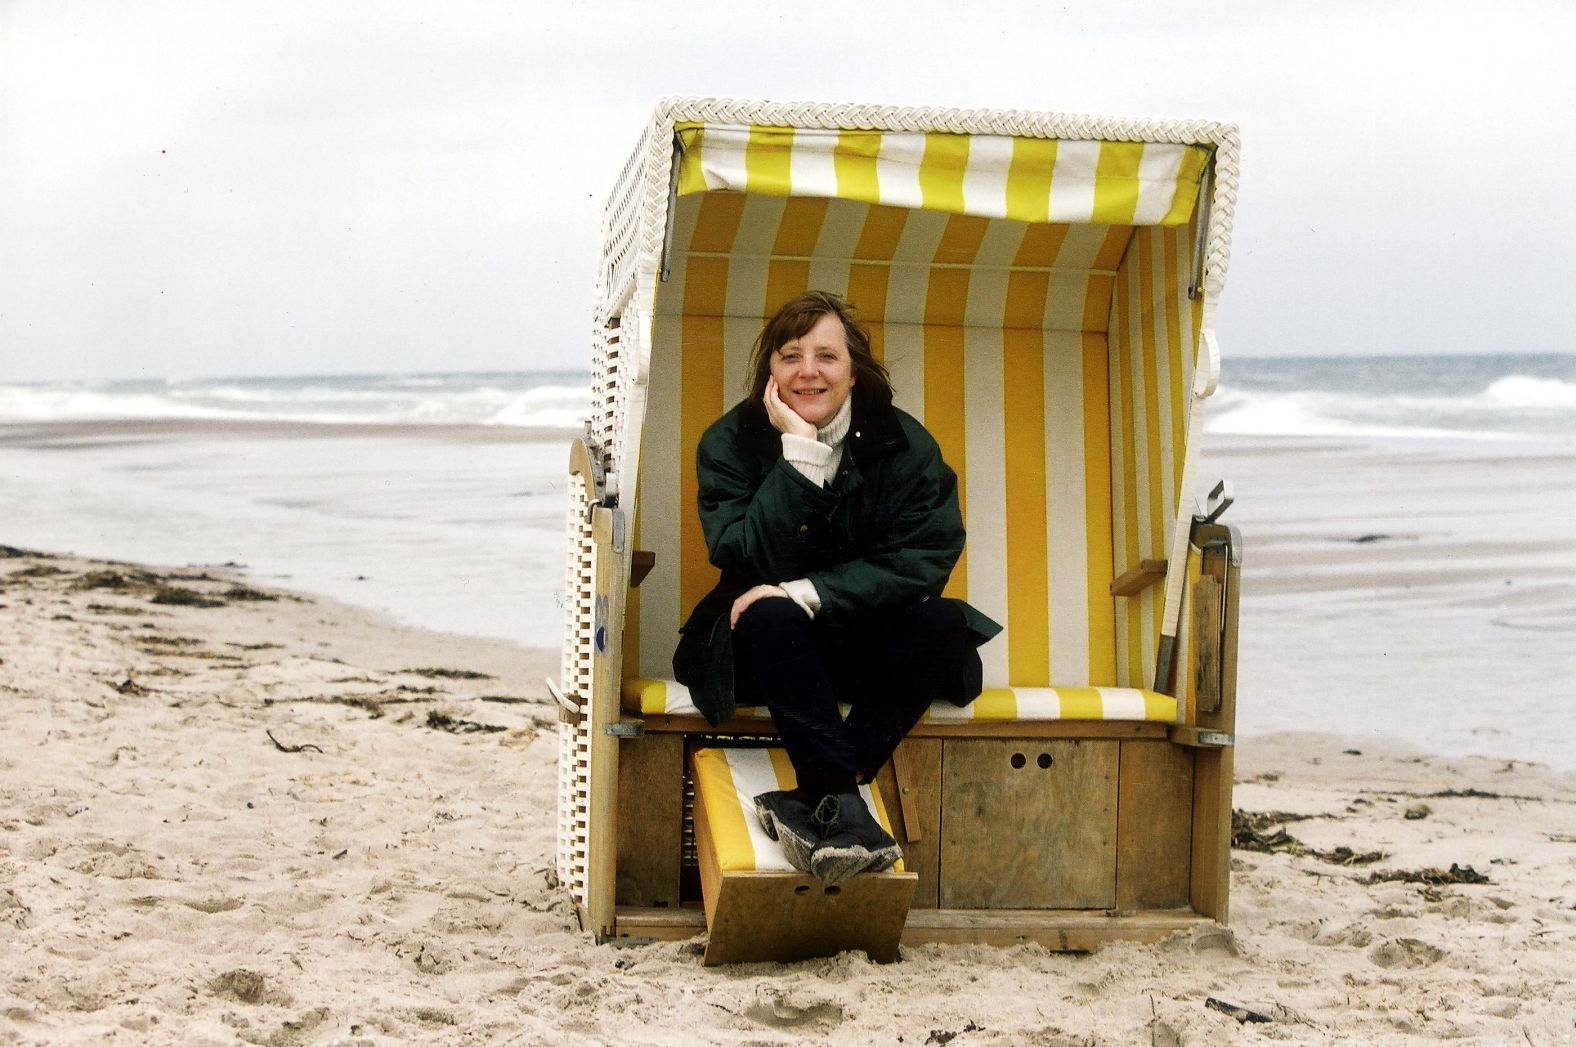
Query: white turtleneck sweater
775 396 852 619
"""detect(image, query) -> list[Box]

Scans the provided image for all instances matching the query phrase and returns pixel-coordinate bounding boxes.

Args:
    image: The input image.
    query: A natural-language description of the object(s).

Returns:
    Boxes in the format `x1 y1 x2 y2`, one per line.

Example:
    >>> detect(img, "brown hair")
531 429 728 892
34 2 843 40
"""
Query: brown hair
746 290 893 412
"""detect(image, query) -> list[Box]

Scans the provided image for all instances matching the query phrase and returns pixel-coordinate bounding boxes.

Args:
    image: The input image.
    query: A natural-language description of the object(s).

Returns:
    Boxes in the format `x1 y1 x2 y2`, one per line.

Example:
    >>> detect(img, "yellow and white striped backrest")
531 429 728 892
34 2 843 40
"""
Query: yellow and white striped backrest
625 125 1209 692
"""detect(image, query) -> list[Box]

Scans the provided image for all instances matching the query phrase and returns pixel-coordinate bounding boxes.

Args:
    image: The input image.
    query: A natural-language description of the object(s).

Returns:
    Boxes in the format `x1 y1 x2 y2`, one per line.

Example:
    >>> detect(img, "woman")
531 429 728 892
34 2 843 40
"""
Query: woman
673 291 1000 885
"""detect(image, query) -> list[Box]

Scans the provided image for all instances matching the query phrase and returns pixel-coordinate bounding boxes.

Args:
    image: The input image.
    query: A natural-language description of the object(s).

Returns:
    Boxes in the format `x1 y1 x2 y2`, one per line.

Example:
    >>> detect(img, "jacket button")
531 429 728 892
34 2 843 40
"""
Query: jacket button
798 524 810 535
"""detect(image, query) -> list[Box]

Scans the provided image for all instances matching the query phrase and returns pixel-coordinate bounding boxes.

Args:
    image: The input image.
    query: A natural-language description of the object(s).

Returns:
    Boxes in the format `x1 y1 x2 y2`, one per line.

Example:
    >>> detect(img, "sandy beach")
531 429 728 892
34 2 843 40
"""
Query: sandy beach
3 414 1575 1044
3 541 1573 1045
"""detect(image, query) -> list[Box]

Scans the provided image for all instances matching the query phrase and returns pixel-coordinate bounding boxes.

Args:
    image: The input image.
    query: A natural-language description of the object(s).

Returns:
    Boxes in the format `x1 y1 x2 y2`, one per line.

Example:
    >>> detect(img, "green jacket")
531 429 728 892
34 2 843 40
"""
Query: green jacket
672 395 1002 723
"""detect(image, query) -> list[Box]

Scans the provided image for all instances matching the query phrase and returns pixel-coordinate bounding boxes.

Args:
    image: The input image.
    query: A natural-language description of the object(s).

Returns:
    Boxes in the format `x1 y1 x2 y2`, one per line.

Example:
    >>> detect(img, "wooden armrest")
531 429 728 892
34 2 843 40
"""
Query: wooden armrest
1110 559 1167 596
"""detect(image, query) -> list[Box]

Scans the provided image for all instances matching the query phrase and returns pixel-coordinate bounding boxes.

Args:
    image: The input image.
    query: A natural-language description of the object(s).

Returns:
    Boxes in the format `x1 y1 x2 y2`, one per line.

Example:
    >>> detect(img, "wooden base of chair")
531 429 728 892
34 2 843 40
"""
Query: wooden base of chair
697 872 918 965
611 905 1215 953
692 764 917 965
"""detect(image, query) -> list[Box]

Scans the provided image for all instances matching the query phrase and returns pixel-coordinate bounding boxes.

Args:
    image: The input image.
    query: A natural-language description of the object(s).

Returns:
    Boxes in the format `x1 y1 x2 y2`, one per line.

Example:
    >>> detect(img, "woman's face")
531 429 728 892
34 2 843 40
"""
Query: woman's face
770 312 856 429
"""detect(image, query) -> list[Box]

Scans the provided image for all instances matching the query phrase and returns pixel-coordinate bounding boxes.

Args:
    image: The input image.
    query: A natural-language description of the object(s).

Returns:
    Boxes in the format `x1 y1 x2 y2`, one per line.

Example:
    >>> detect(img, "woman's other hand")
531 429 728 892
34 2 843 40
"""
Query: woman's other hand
730 584 789 628
764 378 816 439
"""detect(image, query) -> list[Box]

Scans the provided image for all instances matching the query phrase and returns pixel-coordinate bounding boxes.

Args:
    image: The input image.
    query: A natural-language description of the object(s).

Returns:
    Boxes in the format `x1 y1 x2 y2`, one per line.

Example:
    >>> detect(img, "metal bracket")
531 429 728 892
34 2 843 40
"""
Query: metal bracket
603 721 644 738
1198 730 1234 747
1195 479 1234 524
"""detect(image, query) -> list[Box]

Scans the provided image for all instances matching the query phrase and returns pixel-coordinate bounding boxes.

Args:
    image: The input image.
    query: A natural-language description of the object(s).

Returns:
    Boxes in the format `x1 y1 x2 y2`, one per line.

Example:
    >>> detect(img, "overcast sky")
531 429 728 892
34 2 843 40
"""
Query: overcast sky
3 0 1573 383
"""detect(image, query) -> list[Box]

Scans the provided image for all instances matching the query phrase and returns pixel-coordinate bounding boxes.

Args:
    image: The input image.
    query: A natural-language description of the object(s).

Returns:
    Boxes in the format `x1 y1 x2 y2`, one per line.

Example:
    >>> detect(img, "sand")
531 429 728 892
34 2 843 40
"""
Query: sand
2 546 1573 1046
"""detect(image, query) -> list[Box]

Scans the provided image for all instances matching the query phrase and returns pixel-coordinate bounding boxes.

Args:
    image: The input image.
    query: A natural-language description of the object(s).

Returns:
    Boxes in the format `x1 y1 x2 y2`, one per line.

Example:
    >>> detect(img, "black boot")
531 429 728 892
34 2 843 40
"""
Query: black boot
808 792 902 885
752 790 819 873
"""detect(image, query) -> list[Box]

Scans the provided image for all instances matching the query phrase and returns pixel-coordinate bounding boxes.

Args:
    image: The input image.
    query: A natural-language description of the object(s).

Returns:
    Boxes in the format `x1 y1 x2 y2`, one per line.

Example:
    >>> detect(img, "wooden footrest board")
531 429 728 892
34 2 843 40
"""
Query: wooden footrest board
700 871 918 965
692 747 916 965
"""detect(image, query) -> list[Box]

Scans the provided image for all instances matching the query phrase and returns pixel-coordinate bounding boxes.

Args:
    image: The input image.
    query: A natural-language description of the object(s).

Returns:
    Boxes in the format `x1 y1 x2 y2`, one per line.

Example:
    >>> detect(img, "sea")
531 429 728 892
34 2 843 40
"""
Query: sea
3 356 1573 766
4 355 1572 437
1210 353 1576 440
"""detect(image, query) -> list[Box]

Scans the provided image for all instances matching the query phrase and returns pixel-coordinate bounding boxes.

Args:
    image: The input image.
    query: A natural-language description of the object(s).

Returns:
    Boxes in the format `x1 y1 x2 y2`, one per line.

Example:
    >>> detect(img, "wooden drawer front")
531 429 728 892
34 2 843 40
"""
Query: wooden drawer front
939 739 1118 909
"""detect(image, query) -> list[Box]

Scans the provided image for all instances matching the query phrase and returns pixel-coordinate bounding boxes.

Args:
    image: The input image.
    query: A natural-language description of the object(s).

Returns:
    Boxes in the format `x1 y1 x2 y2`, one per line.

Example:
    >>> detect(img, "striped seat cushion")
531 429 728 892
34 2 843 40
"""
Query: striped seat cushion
691 747 903 873
625 677 1176 723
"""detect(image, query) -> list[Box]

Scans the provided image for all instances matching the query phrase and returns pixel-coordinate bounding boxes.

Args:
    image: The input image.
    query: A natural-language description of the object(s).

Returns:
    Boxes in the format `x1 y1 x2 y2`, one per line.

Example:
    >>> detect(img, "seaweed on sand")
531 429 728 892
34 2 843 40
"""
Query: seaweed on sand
150 586 226 608
71 570 164 592
1363 864 1491 886
403 667 495 681
0 545 51 559
11 564 67 578
221 585 277 602
1232 810 1387 866
424 711 506 734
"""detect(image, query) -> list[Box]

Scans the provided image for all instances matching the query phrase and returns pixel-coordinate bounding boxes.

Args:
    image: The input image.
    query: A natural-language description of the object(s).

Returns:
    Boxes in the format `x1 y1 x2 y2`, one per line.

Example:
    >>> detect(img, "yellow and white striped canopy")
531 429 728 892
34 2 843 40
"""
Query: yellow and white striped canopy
614 103 1229 697
675 123 1212 227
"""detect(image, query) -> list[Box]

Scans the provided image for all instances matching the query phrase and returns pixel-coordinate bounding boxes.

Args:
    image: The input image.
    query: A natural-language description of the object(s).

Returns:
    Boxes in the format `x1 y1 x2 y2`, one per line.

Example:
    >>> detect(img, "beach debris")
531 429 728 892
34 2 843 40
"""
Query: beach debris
140 634 202 646
0 544 50 558
1427 787 1531 801
425 710 506 734
71 569 163 592
113 677 148 696
1404 803 1432 820
85 602 144 616
68 567 287 608
221 584 277 601
1231 810 1386 865
265 729 324 754
1347 533 1392 544
924 1021 983 1044
1363 863 1490 886
1205 997 1272 1024
13 564 67 578
265 692 430 718
1361 786 1547 803
1231 809 1310 849
404 666 496 680
150 585 225 608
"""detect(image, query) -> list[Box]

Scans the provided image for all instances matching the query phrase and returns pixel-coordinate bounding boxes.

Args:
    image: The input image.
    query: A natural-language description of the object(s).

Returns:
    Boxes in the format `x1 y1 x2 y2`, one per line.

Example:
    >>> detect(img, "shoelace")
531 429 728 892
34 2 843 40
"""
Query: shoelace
811 794 840 832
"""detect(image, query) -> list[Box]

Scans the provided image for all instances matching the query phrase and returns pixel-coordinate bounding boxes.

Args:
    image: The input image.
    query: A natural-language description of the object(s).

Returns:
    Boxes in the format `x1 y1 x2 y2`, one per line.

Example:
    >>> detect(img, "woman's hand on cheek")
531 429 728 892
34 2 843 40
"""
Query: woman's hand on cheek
764 378 816 439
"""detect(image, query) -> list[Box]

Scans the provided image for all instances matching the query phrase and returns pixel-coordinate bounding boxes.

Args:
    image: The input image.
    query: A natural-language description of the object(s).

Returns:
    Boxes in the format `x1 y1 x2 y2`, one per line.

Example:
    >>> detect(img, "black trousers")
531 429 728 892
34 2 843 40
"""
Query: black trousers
731 596 971 795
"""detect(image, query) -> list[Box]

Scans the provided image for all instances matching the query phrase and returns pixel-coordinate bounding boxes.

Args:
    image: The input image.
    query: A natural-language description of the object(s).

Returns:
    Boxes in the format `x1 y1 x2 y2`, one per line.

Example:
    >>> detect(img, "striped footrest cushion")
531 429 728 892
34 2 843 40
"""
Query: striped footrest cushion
625 677 1177 723
691 747 903 873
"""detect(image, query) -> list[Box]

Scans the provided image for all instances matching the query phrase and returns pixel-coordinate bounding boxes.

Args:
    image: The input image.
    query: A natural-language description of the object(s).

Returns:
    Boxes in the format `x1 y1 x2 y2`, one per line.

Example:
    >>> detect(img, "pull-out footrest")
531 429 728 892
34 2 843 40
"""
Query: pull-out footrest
691 747 916 965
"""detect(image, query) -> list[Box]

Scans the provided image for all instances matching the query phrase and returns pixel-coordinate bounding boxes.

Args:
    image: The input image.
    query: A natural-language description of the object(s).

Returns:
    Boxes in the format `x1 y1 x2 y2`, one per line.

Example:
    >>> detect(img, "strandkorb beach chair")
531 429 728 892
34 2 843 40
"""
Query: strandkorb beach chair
557 97 1243 964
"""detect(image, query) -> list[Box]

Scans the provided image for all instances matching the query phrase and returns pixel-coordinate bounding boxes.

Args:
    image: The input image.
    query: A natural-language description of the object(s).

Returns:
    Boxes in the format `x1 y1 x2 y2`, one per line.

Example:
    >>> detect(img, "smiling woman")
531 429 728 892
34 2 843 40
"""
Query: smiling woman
672 290 1002 884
